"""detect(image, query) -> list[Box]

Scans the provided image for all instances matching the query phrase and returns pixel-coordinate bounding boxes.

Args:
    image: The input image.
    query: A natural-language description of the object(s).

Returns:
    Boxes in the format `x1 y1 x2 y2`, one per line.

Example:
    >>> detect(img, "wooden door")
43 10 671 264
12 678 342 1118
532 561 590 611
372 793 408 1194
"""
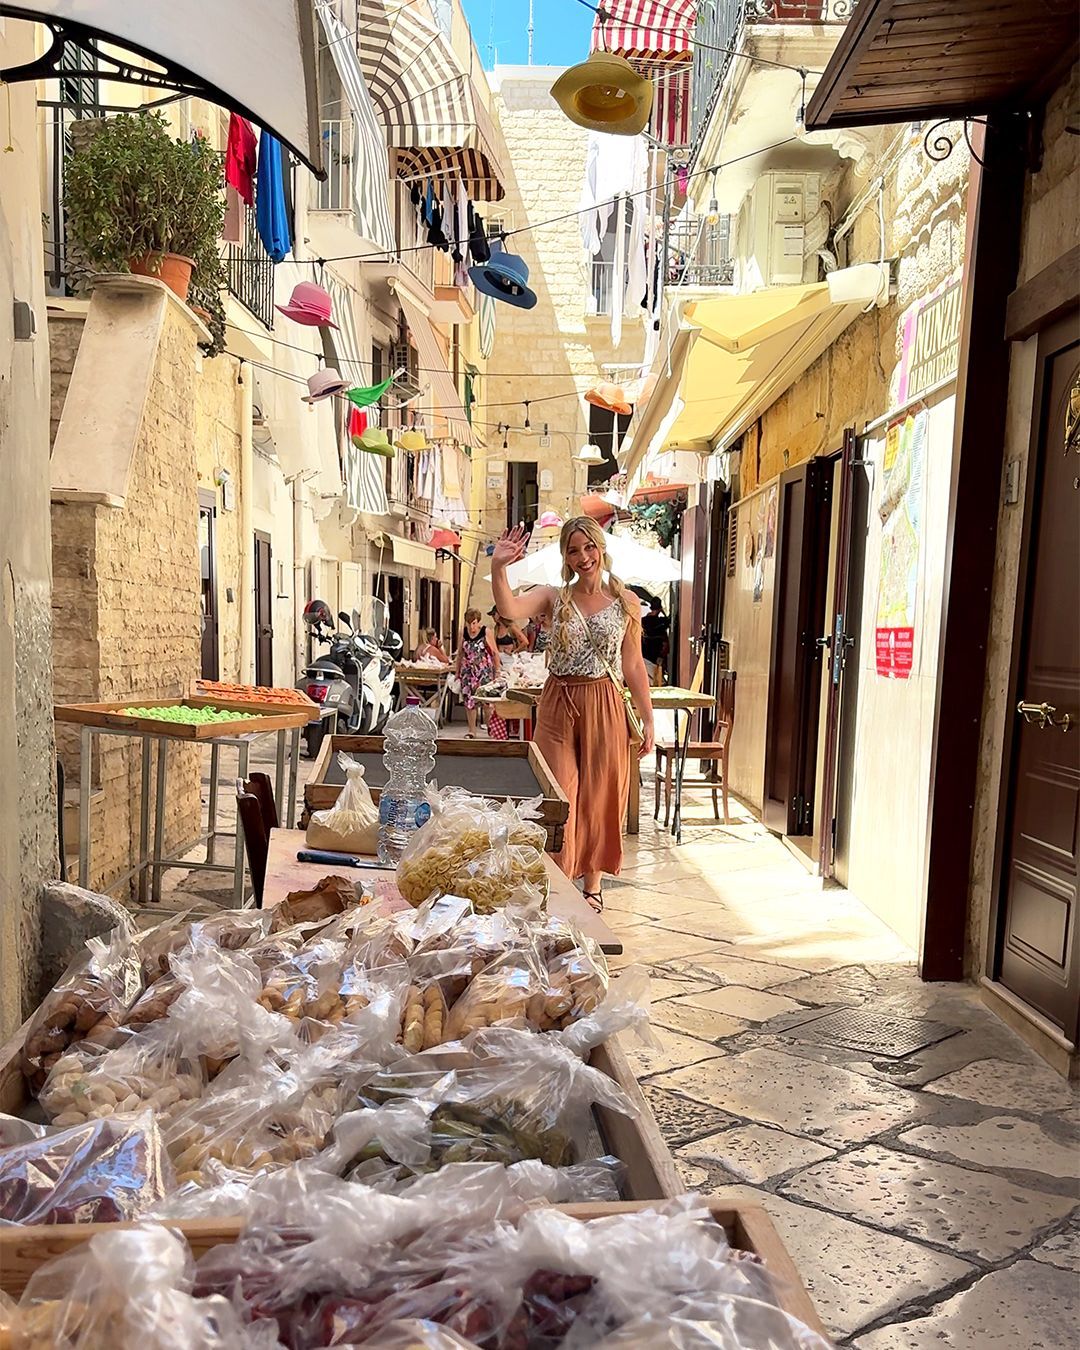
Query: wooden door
762 460 832 836
198 490 219 682
254 531 273 687
997 319 1080 1036
677 503 708 688
817 430 865 878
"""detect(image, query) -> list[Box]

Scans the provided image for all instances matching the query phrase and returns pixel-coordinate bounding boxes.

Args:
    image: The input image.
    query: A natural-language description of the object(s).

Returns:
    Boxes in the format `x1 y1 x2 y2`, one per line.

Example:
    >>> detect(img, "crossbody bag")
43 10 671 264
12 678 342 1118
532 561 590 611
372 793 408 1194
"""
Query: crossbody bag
569 599 646 743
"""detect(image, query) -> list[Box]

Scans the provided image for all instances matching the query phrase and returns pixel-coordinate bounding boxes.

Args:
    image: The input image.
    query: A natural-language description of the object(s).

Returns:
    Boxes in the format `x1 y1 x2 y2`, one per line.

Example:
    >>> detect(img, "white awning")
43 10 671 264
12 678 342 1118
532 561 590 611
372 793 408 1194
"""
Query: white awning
0 1 323 175
396 294 473 445
386 533 437 570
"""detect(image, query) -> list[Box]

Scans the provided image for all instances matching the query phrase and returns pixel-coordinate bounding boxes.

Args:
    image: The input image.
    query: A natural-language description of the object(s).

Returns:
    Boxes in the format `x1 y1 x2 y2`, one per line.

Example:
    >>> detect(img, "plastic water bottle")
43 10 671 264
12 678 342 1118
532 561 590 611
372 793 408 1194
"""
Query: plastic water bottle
377 696 437 864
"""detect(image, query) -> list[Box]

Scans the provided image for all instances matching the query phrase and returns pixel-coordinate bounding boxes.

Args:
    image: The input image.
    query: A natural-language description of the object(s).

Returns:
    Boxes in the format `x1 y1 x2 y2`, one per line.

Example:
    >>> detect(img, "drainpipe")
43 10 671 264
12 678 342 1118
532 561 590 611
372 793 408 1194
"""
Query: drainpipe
292 474 305 681
239 364 255 682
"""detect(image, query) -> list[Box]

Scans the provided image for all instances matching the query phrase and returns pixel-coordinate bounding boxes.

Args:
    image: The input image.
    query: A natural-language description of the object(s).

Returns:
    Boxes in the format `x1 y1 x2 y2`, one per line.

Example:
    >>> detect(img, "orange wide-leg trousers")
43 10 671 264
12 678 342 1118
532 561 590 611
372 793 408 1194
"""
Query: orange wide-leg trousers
533 675 630 881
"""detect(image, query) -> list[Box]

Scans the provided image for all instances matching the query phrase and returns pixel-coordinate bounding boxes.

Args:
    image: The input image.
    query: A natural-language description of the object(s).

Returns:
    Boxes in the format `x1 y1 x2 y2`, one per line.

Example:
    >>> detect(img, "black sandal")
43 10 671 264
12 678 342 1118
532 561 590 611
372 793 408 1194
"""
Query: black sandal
583 890 604 914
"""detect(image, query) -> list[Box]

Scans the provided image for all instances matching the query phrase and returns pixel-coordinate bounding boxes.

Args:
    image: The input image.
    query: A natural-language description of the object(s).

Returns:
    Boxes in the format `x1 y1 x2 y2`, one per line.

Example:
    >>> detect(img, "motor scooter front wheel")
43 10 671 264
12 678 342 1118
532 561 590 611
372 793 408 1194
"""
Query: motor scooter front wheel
304 721 326 760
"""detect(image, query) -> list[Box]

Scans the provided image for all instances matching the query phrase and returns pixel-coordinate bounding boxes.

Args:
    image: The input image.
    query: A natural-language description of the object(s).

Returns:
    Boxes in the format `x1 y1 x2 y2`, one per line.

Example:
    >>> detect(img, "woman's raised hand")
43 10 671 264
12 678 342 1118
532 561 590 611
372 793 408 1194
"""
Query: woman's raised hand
492 524 528 568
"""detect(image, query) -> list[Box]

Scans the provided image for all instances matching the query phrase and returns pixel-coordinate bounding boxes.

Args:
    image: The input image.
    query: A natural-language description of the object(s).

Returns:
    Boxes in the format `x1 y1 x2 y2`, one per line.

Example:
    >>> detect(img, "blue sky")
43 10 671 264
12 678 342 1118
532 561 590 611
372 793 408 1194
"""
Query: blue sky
460 0 593 70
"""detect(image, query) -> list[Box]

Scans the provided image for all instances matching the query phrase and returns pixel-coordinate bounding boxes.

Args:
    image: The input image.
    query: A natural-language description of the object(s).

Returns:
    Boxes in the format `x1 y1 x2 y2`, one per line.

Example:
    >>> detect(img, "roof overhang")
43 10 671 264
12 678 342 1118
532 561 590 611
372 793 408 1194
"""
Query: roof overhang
806 0 1079 131
622 265 888 476
0 1 324 176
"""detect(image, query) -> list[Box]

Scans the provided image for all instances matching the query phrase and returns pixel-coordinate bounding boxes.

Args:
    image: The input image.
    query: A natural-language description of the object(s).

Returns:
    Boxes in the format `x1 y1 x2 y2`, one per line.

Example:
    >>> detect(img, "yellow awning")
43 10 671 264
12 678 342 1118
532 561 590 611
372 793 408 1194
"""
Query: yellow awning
388 534 437 571
622 265 887 476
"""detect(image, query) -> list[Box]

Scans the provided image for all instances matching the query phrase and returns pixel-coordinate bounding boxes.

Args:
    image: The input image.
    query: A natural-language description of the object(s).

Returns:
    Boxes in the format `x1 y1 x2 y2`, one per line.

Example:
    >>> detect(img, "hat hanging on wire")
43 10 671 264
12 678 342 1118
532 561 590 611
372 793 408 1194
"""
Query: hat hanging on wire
353 425 395 457
302 369 350 403
276 282 338 328
585 382 633 416
550 52 653 137
397 428 428 452
469 241 537 310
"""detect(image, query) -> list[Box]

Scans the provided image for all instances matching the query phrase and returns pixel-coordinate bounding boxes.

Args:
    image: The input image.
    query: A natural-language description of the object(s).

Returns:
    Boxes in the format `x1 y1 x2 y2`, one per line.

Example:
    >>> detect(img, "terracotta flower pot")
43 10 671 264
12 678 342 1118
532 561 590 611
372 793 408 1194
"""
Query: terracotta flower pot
129 252 195 302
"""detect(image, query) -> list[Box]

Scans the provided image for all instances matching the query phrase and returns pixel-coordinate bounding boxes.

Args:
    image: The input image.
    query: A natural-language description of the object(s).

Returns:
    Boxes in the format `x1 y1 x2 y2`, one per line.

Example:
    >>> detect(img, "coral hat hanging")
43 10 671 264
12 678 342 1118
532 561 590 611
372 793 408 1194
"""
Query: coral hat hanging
551 52 653 137
469 241 537 310
585 382 633 416
276 281 338 327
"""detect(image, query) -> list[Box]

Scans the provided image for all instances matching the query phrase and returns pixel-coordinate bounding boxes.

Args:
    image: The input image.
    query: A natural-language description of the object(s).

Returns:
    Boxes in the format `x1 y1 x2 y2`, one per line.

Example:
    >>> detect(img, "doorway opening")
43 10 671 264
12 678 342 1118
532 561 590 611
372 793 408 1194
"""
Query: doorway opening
254 530 273 687
198 489 219 682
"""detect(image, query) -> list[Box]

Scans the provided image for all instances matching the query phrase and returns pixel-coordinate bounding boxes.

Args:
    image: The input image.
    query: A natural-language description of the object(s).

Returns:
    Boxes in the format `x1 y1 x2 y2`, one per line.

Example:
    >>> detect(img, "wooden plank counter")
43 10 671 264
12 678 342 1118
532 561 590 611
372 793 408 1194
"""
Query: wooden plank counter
262 828 623 955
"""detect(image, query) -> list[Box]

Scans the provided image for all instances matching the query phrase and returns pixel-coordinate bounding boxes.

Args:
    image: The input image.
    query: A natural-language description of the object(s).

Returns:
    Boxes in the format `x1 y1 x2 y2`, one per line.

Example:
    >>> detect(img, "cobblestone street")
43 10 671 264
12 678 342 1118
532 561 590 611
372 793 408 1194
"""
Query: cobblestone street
161 733 1080 1346
610 790 1080 1346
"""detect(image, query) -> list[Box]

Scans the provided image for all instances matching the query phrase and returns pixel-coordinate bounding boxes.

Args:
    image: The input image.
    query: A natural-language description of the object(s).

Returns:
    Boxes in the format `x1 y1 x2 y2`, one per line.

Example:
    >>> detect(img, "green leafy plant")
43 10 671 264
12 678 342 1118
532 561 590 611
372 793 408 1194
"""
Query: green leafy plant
64 111 226 341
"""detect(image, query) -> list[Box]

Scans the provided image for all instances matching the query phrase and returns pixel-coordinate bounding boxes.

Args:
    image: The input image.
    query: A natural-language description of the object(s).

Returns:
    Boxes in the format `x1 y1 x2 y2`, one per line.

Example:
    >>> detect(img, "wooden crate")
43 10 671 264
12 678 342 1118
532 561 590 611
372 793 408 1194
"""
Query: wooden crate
304 735 569 853
0 1197 823 1336
55 698 313 741
189 682 319 716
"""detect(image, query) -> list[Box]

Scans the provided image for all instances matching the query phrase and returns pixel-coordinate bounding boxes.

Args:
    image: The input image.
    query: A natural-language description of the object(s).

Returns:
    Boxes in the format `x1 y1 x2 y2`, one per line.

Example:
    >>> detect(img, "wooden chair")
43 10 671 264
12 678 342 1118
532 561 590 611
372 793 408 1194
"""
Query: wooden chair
654 670 737 826
236 784 269 908
242 771 279 832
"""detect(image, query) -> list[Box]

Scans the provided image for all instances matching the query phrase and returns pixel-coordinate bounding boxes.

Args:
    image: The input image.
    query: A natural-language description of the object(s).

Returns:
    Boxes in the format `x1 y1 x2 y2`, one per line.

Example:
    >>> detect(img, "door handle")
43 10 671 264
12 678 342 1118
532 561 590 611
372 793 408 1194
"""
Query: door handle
1017 700 1074 731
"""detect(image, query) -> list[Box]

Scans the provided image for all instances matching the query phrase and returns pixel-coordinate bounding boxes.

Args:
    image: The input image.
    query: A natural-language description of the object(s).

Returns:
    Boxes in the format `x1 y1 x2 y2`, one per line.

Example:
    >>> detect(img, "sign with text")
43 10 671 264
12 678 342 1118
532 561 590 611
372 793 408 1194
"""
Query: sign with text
875 408 927 679
898 276 962 403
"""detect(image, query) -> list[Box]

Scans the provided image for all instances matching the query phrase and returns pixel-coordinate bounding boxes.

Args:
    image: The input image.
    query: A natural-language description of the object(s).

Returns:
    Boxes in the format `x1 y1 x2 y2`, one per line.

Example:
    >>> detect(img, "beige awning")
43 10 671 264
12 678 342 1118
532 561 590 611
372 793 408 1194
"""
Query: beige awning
0 0 323 175
387 533 437 571
396 294 473 445
622 266 888 477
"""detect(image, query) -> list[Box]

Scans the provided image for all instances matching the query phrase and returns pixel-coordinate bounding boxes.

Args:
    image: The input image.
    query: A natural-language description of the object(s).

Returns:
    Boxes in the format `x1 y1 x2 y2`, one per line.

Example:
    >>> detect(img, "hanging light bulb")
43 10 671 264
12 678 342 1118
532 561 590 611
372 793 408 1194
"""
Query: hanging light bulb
502 424 509 450
523 401 531 429
705 168 721 228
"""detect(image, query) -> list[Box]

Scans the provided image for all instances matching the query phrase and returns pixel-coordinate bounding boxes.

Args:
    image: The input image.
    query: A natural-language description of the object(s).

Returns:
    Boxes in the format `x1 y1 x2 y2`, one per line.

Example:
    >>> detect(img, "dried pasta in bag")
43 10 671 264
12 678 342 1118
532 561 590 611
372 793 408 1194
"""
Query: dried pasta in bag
305 753 380 855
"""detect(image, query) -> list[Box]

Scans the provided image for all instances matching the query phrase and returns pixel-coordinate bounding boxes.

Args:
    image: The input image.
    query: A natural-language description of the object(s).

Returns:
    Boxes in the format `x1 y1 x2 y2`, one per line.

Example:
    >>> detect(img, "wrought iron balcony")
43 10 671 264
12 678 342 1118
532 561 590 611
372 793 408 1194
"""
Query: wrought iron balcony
667 214 735 289
224 202 276 330
690 1 856 150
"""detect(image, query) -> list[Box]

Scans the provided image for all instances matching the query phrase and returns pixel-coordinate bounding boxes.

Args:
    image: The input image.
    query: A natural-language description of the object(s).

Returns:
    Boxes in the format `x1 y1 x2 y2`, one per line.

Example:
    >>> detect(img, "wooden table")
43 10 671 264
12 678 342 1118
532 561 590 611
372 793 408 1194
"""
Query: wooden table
262 828 622 954
394 665 451 723
646 687 718 844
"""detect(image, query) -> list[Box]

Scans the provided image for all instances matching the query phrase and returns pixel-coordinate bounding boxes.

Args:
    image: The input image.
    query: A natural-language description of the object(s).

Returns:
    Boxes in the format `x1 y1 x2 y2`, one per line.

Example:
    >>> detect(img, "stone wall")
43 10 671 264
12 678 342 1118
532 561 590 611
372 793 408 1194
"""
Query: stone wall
50 296 244 894
968 63 1080 979
0 20 58 1036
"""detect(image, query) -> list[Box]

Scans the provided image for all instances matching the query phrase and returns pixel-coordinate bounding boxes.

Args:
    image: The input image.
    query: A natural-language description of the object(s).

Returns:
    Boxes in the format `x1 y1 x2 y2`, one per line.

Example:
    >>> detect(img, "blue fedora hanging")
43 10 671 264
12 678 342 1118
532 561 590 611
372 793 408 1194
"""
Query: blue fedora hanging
468 242 537 310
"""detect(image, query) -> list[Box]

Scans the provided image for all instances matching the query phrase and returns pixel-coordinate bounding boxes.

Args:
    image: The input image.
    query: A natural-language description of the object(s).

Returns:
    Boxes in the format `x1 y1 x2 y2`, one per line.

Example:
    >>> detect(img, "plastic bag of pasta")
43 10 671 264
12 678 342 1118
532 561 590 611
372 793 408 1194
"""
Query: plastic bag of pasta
10 1222 270 1349
20 931 144 1092
0 1110 172 1224
395 788 547 909
305 753 380 855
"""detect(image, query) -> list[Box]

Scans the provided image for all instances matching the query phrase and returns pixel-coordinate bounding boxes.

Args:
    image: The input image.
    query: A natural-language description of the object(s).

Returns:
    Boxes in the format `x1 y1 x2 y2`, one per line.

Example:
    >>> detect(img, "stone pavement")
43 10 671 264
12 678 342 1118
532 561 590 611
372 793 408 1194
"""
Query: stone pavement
610 792 1080 1347
163 731 1080 1345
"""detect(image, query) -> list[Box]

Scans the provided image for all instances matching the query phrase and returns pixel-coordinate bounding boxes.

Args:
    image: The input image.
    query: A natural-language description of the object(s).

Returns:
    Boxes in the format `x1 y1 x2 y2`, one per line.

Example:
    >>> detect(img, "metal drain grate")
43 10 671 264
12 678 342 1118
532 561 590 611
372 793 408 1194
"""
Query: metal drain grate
781 1007 959 1059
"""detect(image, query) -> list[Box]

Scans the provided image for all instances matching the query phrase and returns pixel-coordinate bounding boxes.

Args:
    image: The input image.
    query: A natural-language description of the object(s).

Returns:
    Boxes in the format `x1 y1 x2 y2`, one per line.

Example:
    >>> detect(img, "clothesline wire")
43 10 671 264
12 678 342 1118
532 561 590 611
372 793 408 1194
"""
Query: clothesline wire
307 133 798 264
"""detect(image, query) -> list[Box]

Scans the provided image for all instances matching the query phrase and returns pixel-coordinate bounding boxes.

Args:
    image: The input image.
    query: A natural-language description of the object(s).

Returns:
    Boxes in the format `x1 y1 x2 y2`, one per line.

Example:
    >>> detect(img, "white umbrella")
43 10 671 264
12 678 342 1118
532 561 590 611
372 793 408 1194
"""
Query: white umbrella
499 530 681 589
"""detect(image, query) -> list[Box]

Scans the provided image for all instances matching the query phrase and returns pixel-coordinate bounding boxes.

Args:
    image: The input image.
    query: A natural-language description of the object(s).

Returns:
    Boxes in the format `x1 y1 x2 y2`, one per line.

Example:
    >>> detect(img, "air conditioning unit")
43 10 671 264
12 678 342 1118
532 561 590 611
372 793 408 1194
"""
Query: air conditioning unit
738 172 821 289
391 341 420 393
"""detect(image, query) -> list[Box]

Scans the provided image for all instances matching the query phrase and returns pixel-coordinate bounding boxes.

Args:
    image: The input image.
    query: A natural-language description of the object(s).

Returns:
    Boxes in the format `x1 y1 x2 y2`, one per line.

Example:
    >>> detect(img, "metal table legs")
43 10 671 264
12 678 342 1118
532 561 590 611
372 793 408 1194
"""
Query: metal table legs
670 707 695 845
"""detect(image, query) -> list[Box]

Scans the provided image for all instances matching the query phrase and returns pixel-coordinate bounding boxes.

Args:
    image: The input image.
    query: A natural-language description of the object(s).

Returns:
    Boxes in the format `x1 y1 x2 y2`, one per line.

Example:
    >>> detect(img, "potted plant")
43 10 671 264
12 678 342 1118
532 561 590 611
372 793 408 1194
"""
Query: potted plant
63 111 226 309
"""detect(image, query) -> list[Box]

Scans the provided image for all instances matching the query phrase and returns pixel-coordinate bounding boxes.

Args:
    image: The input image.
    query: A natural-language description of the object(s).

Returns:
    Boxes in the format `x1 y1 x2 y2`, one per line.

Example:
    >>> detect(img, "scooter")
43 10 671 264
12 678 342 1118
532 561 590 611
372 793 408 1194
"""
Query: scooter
298 601 364 758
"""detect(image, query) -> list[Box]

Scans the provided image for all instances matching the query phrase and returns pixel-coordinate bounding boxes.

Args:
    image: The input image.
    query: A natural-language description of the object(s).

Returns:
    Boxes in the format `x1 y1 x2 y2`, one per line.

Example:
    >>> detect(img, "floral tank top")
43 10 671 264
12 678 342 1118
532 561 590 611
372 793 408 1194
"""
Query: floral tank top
548 592 627 680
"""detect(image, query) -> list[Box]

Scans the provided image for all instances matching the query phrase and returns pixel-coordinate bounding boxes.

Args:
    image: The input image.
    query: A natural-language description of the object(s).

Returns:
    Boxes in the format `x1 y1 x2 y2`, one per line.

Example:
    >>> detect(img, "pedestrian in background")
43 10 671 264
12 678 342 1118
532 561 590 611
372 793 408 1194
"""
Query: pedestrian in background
455 609 499 739
640 596 670 686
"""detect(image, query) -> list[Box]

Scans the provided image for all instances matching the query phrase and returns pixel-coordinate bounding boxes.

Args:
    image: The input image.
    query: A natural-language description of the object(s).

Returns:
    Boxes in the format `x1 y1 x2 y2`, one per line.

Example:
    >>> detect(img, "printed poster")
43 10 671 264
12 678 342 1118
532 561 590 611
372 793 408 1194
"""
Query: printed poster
875 408 927 678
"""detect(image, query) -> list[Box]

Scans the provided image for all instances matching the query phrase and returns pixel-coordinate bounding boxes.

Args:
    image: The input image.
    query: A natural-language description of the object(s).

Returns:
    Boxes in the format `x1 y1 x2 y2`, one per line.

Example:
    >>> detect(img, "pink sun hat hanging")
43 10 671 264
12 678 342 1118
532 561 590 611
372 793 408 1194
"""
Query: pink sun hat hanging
537 510 563 529
276 281 338 328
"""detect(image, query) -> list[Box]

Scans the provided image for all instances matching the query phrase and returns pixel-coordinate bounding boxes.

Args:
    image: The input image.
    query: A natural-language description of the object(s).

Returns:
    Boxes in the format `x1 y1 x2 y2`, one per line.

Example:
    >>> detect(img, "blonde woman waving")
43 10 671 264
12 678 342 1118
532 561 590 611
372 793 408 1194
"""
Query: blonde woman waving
491 517 654 911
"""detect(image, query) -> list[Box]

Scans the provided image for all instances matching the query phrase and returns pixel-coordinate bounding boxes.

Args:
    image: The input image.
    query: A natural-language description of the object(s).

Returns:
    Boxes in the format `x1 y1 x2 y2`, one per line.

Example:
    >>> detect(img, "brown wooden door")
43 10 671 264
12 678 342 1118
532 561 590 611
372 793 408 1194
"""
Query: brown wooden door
198 490 219 682
254 531 273 687
997 319 1080 1036
762 460 832 836
677 502 709 688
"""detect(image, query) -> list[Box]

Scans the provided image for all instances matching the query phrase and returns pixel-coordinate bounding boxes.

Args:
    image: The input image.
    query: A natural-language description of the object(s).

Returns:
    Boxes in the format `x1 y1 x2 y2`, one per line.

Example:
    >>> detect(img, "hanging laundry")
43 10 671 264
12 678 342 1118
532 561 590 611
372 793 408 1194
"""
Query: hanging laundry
422 181 436 227
225 113 257 206
222 184 242 244
454 183 470 286
579 131 643 256
255 131 291 263
468 204 491 264
346 374 395 409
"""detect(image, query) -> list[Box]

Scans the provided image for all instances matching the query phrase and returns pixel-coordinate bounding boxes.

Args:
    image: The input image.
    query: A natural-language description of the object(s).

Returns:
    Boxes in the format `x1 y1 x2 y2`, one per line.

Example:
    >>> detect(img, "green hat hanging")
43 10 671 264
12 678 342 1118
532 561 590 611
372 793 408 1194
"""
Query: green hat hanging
353 425 395 457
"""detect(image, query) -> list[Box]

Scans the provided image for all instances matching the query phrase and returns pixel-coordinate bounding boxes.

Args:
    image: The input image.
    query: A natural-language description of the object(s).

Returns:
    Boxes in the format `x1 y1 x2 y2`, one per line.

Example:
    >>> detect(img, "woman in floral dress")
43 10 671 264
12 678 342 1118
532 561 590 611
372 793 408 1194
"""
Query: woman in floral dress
455 608 500 738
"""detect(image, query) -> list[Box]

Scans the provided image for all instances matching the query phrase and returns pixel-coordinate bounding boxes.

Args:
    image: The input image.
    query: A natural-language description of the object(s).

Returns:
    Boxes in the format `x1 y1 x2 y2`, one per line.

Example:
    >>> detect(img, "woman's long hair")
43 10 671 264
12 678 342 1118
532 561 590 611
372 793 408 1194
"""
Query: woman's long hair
549 516 639 664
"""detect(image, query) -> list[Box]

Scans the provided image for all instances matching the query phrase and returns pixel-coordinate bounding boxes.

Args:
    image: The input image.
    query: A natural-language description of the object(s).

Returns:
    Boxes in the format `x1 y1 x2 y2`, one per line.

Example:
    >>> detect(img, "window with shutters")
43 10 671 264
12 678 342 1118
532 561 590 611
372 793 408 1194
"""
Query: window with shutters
726 510 738 577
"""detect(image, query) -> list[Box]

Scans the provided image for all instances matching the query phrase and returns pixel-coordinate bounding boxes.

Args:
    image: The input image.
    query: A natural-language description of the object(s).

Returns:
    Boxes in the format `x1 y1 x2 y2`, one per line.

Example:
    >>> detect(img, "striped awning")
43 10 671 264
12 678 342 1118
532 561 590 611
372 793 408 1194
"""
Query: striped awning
358 0 506 200
591 0 695 148
396 294 473 445
324 273 391 517
316 3 396 252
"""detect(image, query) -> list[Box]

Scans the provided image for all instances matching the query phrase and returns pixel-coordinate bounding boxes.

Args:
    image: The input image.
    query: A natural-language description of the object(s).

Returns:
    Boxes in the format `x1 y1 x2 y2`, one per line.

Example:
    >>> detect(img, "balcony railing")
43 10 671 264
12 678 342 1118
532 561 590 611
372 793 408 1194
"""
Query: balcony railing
224 202 275 329
316 118 352 213
667 215 735 288
690 1 856 148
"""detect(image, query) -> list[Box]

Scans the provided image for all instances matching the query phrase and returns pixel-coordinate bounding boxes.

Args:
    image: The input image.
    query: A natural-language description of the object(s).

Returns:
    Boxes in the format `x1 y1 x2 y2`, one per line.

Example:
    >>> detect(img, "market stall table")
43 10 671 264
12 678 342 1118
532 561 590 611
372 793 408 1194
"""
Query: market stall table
56 699 313 908
262 827 622 955
394 663 451 723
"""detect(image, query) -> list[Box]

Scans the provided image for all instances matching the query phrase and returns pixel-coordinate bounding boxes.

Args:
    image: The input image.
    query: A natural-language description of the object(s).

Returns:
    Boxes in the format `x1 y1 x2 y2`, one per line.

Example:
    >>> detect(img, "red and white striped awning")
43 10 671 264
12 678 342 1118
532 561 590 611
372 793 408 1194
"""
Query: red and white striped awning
591 0 696 60
591 1 695 148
